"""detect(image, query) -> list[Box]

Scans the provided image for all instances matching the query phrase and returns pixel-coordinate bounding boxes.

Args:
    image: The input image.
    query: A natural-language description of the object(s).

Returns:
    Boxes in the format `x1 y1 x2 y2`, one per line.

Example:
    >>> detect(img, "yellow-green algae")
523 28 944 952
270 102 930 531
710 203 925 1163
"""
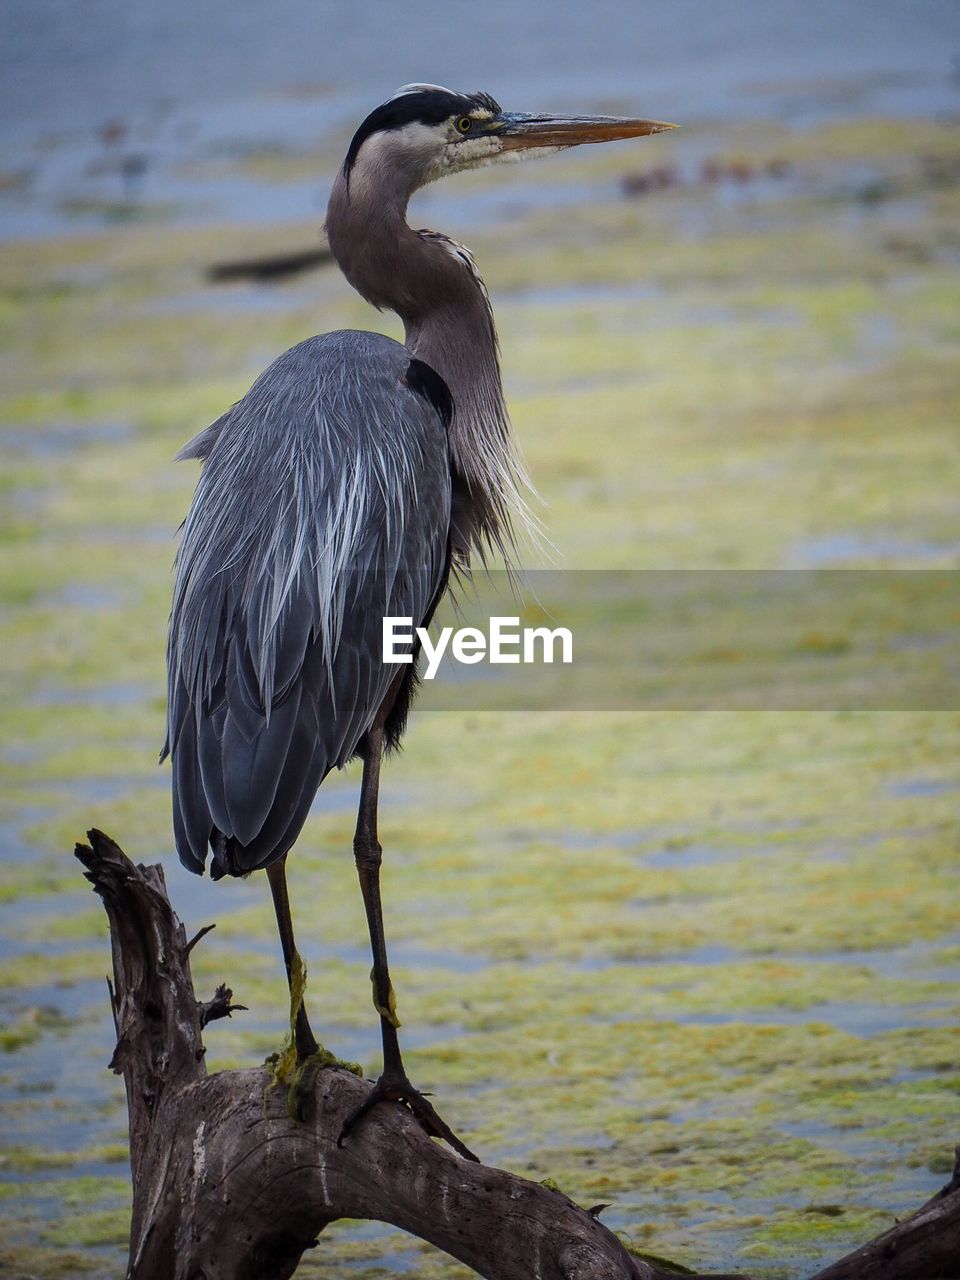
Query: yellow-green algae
0 112 958 1279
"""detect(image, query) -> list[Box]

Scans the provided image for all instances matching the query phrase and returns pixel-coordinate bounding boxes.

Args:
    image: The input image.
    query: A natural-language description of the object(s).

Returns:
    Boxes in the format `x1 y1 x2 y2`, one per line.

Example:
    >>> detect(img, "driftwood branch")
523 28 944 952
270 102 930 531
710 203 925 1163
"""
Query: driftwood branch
205 245 332 283
75 829 960 1280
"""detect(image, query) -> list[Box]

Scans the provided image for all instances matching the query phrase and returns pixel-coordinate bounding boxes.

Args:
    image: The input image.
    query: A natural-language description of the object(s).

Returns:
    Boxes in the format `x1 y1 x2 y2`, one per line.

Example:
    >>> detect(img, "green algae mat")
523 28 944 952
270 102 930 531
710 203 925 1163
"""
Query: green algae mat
1 112 959 1279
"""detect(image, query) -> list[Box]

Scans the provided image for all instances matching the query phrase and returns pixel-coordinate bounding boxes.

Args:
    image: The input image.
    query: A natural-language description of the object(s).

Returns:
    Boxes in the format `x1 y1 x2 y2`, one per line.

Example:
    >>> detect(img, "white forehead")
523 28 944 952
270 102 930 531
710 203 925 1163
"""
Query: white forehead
389 82 456 100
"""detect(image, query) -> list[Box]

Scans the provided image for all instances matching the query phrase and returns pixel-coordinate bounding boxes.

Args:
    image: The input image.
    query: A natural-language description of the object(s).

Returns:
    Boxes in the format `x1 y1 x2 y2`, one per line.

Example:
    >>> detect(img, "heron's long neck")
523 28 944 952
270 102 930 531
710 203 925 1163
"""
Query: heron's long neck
326 170 532 564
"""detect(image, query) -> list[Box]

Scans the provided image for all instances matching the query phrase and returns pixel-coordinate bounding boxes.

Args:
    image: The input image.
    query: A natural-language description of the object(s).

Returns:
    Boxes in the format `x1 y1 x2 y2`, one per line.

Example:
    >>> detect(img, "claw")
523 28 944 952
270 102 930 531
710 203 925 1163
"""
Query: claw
339 1073 479 1162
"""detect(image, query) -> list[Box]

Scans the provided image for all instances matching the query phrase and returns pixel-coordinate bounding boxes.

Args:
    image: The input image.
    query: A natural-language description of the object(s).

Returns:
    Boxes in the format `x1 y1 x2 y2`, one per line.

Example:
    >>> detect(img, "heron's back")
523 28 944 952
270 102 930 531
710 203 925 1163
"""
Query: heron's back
165 330 452 877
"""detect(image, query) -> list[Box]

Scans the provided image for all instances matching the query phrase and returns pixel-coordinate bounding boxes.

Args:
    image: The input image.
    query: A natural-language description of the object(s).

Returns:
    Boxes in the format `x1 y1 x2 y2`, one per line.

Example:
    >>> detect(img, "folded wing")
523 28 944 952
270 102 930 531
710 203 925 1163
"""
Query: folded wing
165 331 452 876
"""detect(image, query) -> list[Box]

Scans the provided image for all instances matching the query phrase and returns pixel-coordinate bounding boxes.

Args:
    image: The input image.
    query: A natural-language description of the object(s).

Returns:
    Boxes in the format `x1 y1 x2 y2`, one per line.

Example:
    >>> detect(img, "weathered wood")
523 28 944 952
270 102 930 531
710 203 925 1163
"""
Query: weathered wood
73 831 694 1280
75 829 959 1280
205 245 332 283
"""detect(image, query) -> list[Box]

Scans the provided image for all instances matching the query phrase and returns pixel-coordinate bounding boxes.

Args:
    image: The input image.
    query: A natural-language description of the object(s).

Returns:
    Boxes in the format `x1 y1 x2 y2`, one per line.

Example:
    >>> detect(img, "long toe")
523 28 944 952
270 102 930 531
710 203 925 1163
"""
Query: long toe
339 1073 479 1162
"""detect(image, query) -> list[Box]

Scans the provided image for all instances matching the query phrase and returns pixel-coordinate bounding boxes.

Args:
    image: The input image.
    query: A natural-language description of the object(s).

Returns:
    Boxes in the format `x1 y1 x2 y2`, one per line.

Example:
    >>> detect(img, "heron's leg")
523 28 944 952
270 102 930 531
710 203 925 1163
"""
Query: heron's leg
266 855 319 1061
351 730 401 1070
338 728 478 1162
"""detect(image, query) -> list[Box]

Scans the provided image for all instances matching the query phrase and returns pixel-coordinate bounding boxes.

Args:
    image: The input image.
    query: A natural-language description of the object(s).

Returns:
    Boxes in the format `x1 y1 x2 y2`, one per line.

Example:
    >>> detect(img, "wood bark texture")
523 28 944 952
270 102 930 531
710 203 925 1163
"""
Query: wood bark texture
75 829 959 1280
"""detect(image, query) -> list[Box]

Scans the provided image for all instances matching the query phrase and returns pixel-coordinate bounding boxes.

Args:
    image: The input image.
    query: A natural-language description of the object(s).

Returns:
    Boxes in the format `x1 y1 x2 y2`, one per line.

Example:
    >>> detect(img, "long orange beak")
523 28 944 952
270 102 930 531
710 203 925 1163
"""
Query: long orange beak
496 112 678 152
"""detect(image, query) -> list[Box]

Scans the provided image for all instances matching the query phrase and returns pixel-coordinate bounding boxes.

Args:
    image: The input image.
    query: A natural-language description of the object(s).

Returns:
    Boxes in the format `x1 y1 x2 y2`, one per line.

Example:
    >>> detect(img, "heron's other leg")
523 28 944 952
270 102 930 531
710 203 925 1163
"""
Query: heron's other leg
266 855 319 1061
338 727 478 1162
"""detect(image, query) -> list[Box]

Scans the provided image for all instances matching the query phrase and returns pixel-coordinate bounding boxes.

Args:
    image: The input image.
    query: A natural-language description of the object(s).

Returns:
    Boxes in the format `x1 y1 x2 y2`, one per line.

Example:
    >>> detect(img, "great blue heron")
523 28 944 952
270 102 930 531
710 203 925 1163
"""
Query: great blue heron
164 84 674 1159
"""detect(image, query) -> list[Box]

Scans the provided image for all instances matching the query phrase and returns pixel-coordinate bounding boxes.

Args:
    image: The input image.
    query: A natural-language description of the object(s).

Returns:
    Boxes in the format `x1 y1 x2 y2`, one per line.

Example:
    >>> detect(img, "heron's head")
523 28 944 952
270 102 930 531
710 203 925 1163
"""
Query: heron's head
342 83 675 197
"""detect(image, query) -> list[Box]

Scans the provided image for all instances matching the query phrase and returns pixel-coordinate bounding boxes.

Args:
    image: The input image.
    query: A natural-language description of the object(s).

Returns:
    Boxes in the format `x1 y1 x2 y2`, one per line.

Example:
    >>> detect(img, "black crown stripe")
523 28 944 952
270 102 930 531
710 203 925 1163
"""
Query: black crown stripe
344 89 502 177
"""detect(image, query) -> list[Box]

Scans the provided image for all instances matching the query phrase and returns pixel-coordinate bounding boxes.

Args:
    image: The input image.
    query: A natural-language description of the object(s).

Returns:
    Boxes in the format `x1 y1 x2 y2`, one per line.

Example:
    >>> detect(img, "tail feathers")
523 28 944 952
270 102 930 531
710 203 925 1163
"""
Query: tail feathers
210 829 239 880
204 751 328 881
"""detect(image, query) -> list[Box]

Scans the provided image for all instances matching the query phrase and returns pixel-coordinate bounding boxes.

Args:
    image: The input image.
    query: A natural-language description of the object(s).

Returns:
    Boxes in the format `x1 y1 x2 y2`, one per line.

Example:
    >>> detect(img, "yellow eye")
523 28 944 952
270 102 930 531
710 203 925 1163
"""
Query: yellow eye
455 116 473 134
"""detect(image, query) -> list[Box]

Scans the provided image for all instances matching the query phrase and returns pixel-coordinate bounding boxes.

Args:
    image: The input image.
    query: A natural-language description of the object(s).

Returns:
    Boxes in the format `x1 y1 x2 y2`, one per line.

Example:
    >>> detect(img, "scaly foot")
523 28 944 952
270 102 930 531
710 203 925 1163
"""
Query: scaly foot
338 1070 479 1161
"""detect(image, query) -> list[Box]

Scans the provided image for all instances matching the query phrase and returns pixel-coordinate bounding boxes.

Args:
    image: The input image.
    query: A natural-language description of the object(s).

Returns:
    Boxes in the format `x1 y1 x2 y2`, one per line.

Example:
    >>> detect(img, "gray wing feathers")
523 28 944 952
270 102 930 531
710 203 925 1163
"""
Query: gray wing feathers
172 720 207 872
174 410 233 462
221 685 302 843
167 331 451 874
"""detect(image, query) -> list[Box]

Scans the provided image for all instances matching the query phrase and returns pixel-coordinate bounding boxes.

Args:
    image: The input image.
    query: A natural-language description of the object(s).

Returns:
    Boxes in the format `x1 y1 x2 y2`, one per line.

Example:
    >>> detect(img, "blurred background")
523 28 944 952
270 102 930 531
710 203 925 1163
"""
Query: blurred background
1 2 959 1277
